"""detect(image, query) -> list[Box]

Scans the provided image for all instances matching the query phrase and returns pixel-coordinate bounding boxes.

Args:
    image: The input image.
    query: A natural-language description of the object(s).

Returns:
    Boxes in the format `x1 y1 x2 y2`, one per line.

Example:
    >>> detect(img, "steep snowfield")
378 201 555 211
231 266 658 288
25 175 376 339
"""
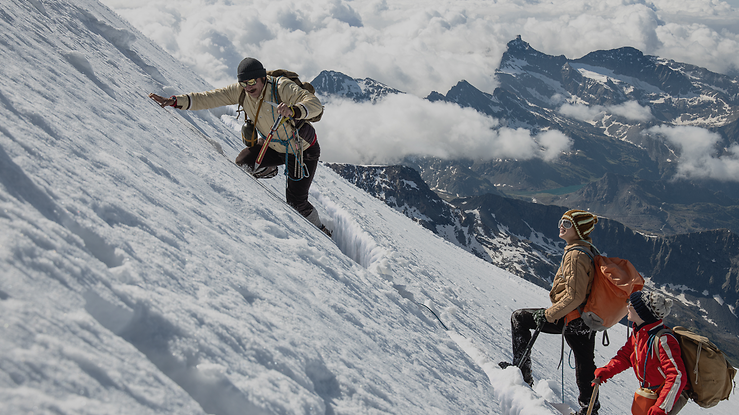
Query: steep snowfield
0 1 735 414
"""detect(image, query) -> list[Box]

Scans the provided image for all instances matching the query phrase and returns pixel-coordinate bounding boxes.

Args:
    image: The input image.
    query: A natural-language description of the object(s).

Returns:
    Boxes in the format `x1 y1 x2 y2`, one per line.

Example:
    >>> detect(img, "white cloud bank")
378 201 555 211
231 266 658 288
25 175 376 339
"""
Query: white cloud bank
647 125 739 181
220 94 573 164
313 94 572 164
101 0 739 97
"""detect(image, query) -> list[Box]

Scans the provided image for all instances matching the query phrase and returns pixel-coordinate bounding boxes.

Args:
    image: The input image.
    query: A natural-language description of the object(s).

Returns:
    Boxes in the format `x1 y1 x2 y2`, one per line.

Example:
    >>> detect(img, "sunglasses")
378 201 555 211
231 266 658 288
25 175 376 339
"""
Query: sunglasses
239 79 258 87
558 219 573 229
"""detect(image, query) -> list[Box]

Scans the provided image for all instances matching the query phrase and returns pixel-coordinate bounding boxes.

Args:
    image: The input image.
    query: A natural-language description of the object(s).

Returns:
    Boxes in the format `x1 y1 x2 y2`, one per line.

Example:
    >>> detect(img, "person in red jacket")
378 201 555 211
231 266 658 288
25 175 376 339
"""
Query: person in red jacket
593 290 689 415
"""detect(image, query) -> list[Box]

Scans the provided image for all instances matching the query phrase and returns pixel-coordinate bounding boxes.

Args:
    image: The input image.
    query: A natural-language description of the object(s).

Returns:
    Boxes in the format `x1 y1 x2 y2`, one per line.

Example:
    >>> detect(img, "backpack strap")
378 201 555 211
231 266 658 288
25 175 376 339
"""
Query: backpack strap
658 328 703 387
562 247 595 271
582 240 602 256
648 327 676 385
652 328 675 354
272 75 282 105
238 85 266 146
563 247 597 285
560 246 597 327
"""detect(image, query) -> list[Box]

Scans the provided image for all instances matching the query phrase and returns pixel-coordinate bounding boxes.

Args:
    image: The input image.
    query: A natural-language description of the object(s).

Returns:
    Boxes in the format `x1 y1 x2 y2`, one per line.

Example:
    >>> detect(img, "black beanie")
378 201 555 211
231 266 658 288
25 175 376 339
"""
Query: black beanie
237 58 266 82
630 291 657 324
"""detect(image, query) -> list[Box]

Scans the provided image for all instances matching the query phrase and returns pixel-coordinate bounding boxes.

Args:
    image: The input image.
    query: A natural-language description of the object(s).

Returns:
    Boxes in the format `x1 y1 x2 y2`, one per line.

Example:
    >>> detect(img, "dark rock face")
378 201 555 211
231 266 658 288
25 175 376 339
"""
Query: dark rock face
326 164 457 233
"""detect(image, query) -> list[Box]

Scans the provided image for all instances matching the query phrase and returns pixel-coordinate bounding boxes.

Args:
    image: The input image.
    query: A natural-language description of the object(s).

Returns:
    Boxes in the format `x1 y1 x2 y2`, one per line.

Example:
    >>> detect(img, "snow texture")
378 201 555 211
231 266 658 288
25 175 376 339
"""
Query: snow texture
0 1 736 414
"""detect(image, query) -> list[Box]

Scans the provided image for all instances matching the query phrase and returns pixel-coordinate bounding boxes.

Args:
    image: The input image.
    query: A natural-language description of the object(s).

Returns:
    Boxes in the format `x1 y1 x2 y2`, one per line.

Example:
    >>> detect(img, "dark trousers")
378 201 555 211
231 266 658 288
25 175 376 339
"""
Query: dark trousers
511 308 598 407
241 142 321 218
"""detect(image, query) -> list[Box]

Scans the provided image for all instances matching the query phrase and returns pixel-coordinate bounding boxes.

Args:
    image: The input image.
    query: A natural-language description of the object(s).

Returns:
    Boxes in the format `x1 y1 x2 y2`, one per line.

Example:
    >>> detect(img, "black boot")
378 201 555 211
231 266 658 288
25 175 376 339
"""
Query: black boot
319 224 332 237
253 165 278 179
575 398 599 414
498 361 533 386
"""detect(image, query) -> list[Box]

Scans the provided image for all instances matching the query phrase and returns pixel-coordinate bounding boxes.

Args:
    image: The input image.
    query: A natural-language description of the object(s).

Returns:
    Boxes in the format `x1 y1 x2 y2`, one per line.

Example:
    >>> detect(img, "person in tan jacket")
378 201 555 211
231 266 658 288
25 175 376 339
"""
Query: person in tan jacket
499 209 600 415
150 58 329 235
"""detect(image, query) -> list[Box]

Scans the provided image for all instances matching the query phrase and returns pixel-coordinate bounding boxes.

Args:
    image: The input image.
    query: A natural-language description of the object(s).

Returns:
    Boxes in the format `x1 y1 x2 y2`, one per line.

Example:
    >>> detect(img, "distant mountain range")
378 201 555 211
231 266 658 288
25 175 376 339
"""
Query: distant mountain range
312 38 739 363
312 36 739 236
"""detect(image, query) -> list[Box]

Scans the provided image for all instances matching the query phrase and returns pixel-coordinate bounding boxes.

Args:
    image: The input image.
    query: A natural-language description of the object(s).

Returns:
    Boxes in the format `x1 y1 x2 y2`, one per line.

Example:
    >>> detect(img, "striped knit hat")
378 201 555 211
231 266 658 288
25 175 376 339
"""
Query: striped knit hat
630 290 672 323
561 209 598 240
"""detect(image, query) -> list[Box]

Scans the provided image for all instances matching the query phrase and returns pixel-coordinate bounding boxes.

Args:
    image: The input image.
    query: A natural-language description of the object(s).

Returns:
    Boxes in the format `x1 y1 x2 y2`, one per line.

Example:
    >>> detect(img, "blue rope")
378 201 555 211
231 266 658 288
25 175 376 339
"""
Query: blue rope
642 334 659 388
269 133 309 181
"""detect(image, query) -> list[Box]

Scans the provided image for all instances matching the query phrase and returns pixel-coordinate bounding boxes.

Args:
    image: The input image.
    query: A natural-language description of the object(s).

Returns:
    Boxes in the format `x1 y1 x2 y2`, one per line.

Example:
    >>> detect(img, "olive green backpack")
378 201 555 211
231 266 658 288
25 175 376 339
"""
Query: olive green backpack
654 326 736 408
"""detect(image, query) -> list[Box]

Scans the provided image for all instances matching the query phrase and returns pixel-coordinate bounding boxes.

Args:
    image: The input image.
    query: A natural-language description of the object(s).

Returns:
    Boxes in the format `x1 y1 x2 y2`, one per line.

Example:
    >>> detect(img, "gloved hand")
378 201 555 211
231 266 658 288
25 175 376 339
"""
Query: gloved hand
593 367 613 384
532 309 547 326
647 406 667 415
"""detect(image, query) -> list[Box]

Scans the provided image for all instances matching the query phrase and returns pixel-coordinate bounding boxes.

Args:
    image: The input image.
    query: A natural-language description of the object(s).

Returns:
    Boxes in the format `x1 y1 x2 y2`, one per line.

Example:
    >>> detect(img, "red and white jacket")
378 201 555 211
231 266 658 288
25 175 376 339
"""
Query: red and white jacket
600 321 688 413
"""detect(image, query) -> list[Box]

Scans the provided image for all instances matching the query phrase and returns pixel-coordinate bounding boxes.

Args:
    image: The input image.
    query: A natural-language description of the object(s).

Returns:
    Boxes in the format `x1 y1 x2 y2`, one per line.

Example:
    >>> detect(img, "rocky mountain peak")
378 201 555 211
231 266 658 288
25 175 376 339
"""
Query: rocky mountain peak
506 35 531 52
574 47 695 96
311 70 402 103
499 36 568 79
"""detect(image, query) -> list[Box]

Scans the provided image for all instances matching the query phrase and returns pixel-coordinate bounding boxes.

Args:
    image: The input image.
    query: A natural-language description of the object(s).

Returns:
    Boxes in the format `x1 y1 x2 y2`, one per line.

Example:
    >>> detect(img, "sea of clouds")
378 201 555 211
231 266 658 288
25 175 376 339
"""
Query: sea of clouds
102 0 739 175
102 0 739 96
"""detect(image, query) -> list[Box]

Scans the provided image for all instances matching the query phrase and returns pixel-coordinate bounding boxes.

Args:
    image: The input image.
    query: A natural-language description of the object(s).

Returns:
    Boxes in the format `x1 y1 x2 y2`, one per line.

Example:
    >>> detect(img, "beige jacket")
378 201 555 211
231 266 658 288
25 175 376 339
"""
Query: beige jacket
545 239 595 322
175 75 323 153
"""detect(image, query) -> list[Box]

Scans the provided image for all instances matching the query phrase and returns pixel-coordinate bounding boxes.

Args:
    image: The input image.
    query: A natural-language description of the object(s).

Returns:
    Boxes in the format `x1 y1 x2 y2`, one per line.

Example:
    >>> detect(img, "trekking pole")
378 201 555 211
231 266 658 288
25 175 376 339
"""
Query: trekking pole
514 318 545 367
254 114 286 170
586 382 599 415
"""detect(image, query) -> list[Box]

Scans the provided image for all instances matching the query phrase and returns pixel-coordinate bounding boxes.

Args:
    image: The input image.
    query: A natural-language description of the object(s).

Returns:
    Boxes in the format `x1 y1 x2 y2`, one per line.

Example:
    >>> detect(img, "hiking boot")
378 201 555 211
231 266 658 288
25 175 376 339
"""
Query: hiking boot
498 361 533 386
252 165 278 179
319 224 332 238
574 399 600 415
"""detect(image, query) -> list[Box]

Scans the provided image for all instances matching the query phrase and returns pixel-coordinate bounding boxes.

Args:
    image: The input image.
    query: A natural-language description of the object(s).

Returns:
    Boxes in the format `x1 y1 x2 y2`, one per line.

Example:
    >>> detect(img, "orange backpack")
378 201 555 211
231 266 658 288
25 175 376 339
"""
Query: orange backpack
568 246 645 331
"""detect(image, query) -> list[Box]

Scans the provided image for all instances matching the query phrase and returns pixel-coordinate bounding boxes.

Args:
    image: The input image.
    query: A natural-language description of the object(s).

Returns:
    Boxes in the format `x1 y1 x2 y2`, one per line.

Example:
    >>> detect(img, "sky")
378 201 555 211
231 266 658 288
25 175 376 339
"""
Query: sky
3 0 738 413
95 0 739 169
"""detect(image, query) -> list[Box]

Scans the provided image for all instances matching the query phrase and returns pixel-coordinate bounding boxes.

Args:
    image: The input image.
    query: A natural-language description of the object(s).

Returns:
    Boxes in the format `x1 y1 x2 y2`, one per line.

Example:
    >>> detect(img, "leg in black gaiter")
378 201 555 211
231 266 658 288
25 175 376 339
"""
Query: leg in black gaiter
236 141 323 226
564 319 599 413
285 142 321 222
509 308 567 385
236 144 284 170
509 309 598 412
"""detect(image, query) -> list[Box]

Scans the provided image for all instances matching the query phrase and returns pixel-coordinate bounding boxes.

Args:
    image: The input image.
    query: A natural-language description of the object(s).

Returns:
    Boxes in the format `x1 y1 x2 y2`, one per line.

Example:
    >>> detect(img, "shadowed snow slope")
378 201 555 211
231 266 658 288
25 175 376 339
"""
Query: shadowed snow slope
0 1 735 414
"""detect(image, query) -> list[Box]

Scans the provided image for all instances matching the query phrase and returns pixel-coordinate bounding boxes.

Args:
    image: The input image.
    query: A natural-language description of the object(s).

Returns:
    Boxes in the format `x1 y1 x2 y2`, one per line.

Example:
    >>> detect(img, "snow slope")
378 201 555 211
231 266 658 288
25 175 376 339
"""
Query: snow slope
0 1 736 414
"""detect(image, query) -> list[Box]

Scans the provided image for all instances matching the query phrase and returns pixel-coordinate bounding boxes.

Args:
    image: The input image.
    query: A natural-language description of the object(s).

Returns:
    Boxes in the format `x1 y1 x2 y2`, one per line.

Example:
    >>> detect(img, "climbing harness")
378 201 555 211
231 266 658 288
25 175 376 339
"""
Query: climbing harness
251 78 311 181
